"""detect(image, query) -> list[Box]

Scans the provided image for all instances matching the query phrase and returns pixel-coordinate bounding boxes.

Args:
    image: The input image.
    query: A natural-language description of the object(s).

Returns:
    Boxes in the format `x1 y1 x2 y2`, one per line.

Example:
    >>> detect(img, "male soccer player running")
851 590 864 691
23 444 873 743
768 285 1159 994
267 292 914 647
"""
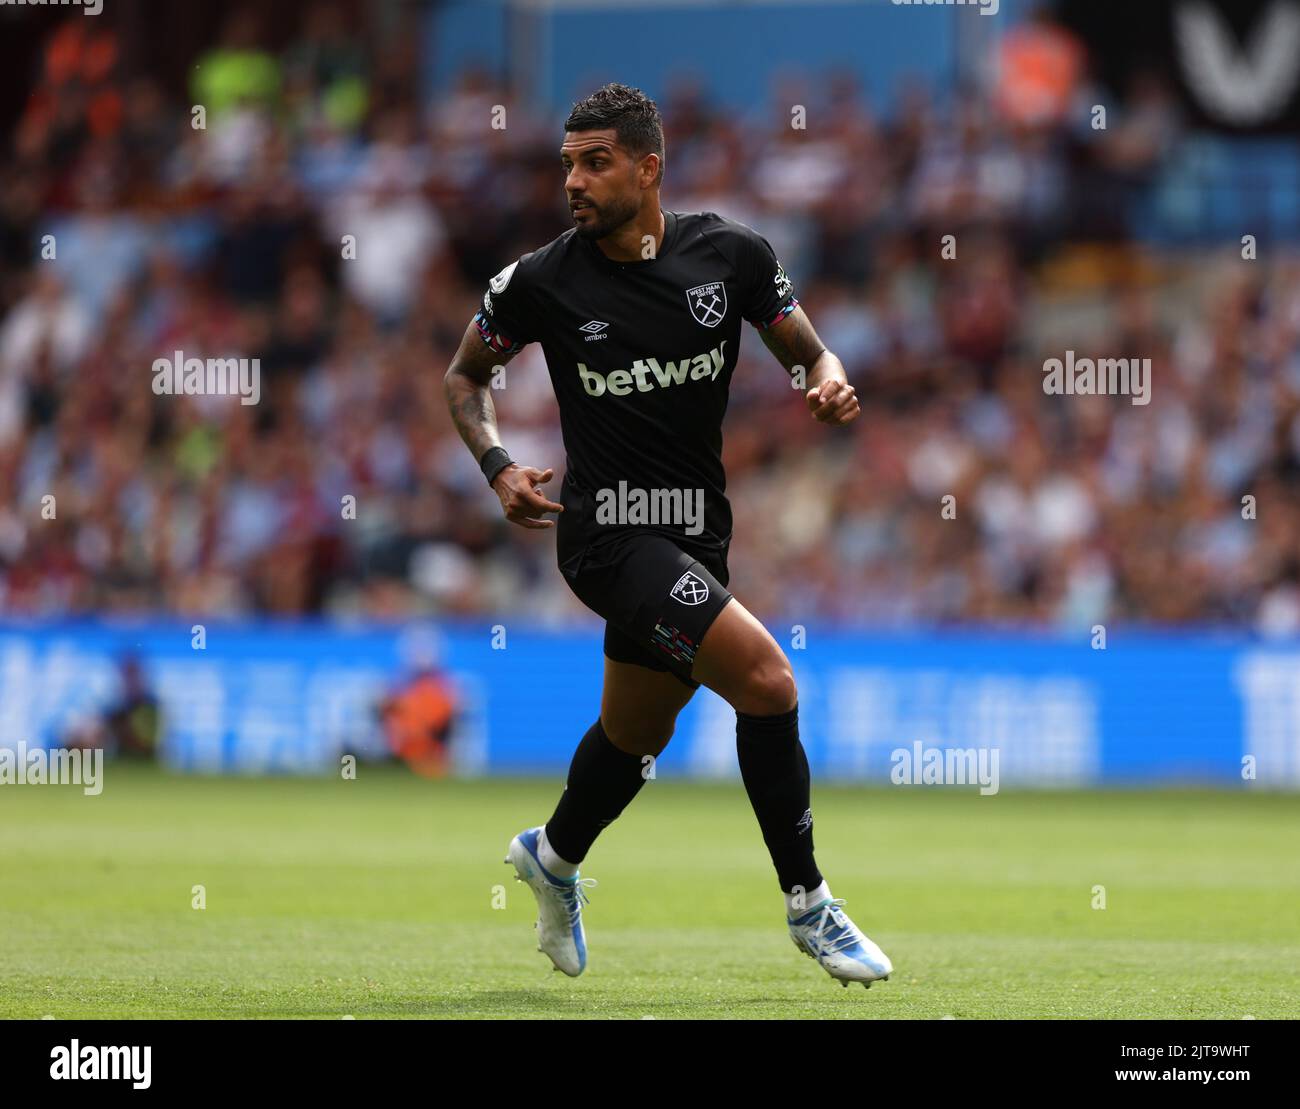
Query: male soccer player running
444 83 891 988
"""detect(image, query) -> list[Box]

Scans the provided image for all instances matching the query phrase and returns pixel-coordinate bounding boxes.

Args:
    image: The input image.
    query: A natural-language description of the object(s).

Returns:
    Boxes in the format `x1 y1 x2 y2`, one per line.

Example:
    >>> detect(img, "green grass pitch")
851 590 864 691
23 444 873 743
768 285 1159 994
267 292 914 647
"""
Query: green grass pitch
1 765 1296 1019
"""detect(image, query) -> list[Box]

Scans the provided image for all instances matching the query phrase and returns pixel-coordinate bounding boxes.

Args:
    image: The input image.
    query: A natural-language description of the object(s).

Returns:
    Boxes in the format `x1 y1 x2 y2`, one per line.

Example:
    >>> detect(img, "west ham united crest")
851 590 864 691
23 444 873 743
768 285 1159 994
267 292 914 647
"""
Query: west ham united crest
670 571 710 606
686 282 727 328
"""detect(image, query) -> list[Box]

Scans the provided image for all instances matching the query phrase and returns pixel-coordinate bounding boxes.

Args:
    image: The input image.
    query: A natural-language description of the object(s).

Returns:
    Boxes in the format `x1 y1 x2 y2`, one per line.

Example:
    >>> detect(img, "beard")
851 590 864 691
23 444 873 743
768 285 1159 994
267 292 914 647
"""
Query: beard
572 194 640 241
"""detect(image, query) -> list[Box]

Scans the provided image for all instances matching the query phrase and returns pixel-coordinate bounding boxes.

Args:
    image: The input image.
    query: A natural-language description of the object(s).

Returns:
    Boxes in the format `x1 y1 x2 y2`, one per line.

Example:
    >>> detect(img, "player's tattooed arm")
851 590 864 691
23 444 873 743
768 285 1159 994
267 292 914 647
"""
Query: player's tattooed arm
758 303 825 374
444 320 513 460
443 321 563 529
759 305 860 427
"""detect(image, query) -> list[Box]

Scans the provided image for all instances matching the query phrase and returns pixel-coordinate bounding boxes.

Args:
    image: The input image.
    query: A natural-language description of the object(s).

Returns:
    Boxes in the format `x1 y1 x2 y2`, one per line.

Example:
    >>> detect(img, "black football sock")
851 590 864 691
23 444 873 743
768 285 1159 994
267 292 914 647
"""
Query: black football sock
544 718 649 865
735 704 823 895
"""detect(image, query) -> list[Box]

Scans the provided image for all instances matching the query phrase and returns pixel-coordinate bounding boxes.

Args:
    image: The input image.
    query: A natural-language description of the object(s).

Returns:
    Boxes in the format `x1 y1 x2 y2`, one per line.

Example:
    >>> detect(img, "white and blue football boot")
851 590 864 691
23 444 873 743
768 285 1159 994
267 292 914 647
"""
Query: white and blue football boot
504 826 597 977
788 897 892 988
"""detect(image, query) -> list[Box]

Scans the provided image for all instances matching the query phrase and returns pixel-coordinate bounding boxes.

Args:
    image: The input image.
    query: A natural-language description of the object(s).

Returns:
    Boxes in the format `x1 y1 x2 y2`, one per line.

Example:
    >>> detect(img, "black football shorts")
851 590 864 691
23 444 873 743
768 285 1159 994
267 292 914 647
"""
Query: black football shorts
559 530 734 689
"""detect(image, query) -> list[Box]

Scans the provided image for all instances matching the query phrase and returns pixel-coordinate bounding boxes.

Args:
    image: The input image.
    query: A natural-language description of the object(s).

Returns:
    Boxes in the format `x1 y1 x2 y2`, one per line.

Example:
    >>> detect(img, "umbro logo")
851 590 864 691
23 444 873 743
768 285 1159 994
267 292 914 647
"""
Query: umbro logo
796 808 813 835
580 320 609 342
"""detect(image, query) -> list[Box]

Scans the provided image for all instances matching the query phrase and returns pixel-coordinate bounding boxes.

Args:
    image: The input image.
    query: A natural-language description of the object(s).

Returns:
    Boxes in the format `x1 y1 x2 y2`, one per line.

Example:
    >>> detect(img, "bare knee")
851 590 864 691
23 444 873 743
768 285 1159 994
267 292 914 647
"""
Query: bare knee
691 599 798 716
601 714 675 758
731 656 797 717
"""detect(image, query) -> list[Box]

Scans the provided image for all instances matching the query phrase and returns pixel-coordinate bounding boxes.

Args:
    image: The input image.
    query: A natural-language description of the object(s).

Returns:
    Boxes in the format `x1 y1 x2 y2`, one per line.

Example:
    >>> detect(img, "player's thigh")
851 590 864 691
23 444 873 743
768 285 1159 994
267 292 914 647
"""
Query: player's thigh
691 595 797 716
600 656 695 758
565 530 731 692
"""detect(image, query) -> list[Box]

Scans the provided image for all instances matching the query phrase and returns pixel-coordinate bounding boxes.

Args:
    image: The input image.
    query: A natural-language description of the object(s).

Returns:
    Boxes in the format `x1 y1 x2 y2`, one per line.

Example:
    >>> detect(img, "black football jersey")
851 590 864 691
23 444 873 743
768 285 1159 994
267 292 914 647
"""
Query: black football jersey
472 209 798 567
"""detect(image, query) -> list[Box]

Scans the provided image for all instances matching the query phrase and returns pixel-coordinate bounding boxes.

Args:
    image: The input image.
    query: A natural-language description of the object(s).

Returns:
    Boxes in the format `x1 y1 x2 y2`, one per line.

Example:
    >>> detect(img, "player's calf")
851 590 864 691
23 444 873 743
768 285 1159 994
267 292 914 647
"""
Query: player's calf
692 597 840 961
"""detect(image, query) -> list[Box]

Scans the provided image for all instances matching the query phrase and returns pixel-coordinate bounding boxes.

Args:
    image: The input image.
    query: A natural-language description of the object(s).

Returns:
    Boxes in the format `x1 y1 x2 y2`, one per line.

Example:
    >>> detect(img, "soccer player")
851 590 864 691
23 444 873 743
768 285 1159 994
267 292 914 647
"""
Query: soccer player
444 83 891 988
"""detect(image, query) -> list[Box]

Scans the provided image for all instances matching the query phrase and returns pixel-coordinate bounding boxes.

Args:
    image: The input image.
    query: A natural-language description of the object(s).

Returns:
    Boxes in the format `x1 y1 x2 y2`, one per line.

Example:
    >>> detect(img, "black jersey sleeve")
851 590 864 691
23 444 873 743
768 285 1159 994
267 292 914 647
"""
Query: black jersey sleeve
737 224 798 331
472 256 538 354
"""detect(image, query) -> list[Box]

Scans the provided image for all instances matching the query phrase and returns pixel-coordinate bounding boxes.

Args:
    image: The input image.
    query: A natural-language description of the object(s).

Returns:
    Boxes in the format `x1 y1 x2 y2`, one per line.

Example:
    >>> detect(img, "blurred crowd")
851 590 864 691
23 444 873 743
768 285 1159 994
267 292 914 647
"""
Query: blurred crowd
3 5 1300 634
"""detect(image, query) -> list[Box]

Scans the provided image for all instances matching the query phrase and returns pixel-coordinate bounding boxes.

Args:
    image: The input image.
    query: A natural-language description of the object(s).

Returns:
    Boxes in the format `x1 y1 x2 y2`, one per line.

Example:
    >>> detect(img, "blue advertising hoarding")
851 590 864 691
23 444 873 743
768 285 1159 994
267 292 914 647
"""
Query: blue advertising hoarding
0 621 1297 788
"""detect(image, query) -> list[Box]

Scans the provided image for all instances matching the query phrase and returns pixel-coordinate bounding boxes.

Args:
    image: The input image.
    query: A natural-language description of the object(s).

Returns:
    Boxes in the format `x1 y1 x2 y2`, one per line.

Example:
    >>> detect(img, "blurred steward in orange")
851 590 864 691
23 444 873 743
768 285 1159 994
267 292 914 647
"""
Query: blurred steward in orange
378 636 458 777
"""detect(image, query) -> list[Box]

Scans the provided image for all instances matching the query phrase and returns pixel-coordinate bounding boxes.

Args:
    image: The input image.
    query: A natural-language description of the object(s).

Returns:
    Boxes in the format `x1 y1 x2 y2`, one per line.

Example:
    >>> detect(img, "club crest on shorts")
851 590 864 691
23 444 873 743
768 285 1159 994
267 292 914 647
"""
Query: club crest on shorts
670 570 710 606
686 282 727 328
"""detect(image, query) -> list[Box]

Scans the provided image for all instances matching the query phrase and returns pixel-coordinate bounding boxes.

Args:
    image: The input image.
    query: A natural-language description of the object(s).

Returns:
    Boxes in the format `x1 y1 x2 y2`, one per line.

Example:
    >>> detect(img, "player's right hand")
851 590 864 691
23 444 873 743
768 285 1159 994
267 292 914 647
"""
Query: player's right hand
491 465 564 529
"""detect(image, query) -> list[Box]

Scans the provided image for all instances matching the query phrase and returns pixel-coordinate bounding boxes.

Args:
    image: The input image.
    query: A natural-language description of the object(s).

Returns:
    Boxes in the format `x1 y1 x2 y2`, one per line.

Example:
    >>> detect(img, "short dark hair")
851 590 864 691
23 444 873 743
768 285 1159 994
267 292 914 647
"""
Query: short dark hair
564 83 664 187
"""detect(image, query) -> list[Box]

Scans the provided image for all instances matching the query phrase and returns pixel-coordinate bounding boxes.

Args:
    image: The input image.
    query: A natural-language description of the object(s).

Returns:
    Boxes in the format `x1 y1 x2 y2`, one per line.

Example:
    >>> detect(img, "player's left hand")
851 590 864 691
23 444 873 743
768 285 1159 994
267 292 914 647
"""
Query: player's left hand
806 378 859 426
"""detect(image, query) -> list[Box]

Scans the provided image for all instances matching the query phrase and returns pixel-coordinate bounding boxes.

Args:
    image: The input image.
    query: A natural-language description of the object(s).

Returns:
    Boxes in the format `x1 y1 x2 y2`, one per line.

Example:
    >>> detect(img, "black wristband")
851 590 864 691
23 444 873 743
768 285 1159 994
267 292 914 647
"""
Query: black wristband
479 446 514 486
